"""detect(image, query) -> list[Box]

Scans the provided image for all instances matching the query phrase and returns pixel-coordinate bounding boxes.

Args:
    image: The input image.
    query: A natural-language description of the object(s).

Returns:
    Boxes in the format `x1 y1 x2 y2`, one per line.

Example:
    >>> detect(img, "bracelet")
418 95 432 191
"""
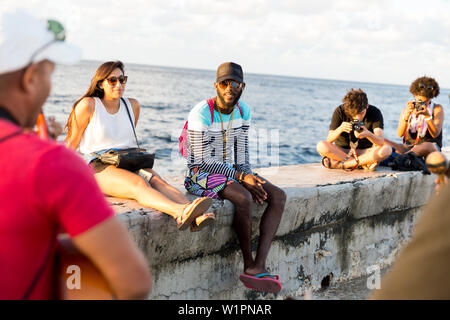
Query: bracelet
238 172 245 182
424 116 432 122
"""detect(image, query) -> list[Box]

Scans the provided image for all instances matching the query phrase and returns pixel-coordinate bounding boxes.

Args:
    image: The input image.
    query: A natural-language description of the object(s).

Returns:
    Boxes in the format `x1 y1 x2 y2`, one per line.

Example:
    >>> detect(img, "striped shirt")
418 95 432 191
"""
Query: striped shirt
187 99 252 179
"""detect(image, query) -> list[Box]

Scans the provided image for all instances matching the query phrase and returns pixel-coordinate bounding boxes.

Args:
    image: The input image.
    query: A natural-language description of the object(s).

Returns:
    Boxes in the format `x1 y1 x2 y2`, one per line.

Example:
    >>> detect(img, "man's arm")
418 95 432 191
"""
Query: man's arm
72 217 152 300
327 107 352 143
33 147 152 299
327 122 352 143
235 107 252 175
355 127 385 146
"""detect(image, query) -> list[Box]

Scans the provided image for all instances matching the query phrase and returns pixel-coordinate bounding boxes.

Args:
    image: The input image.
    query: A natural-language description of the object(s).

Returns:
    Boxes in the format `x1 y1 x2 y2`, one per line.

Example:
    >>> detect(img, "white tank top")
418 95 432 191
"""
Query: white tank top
79 97 138 155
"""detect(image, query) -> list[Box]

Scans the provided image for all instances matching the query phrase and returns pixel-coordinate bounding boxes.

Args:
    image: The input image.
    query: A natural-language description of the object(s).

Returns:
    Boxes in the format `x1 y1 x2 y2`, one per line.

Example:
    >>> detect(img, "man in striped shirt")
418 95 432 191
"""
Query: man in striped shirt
184 62 286 294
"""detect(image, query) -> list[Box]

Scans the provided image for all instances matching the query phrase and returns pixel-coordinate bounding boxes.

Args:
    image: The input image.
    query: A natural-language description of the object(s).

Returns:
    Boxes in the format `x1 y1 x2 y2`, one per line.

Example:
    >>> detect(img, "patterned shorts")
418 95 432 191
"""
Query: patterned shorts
184 167 237 199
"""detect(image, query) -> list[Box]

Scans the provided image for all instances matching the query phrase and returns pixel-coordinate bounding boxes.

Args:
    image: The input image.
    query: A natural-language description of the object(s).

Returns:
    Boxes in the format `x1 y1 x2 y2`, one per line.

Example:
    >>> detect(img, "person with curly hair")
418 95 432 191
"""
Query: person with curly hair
384 76 444 158
317 88 392 170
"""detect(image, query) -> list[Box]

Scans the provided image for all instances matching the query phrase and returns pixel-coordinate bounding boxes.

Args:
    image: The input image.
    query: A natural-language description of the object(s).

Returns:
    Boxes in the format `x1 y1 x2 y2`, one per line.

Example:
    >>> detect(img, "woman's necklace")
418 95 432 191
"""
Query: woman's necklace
217 105 235 162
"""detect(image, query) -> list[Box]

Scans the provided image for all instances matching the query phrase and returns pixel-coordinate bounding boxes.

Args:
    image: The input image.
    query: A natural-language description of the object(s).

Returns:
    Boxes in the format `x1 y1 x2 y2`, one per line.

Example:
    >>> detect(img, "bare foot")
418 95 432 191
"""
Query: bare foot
244 266 268 277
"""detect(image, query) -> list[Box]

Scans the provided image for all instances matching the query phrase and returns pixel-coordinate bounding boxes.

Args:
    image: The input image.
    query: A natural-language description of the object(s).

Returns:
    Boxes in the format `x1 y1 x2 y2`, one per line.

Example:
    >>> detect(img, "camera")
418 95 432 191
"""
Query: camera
413 100 426 112
351 119 364 132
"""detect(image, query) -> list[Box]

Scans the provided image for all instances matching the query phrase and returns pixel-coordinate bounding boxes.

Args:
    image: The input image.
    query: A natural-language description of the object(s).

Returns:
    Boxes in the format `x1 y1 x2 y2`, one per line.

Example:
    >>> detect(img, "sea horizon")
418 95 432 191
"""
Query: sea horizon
80 59 450 92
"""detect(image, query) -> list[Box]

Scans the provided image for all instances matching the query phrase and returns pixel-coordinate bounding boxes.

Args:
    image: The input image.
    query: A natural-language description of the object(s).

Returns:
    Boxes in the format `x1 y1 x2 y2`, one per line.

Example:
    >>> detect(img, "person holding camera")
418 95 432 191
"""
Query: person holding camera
385 76 443 158
317 89 392 170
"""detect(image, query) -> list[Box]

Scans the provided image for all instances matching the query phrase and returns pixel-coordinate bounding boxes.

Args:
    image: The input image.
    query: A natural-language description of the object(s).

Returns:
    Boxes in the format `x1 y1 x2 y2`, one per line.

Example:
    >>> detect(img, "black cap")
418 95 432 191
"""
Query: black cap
216 62 244 83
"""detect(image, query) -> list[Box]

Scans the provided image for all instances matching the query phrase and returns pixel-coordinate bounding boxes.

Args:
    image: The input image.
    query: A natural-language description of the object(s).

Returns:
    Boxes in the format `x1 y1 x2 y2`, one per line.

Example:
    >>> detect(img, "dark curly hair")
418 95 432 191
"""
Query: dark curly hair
409 76 440 99
342 89 368 117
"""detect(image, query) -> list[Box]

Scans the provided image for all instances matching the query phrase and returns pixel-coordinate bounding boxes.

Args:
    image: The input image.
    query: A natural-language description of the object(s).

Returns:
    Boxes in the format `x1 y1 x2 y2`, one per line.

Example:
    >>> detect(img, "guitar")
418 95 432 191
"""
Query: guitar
35 114 116 300
55 234 116 300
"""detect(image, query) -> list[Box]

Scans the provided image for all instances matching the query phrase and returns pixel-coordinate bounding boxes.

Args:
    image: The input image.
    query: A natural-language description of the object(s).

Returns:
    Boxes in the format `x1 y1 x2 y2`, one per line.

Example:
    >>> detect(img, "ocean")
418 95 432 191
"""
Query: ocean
47 60 450 176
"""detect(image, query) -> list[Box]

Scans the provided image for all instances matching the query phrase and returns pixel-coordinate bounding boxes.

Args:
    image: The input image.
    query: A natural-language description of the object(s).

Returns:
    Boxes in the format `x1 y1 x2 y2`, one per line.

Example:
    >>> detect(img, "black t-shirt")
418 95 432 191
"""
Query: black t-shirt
329 104 384 149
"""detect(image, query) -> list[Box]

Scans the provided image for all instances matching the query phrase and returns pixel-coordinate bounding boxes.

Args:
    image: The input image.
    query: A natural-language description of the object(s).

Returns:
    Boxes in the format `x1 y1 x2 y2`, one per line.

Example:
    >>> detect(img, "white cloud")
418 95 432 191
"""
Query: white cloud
1 0 449 87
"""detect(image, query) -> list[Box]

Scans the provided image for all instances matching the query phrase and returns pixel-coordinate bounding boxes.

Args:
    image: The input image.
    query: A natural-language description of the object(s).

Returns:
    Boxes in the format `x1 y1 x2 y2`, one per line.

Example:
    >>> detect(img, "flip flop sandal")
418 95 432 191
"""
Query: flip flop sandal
177 197 213 231
322 156 346 170
321 156 332 169
239 273 282 294
190 213 215 232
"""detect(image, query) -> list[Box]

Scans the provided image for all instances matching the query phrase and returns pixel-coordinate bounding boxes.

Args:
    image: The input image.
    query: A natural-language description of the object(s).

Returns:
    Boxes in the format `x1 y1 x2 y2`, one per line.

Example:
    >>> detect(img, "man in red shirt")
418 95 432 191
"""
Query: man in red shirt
0 10 151 299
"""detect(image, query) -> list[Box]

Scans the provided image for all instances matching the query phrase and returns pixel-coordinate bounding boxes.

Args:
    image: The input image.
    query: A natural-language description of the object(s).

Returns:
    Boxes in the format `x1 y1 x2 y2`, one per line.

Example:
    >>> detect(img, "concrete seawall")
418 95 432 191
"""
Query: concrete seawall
111 164 435 299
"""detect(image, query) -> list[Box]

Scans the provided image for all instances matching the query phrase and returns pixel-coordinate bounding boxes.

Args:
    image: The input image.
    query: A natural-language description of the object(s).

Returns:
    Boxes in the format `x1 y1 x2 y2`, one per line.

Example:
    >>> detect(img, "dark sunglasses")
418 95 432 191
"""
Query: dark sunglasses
419 83 434 90
29 19 66 63
106 75 128 86
218 80 242 90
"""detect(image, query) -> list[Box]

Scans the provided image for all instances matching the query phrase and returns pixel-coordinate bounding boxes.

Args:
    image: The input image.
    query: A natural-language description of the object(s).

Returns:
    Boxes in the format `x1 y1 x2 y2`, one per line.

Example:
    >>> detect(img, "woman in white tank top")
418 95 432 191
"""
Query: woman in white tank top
65 61 214 232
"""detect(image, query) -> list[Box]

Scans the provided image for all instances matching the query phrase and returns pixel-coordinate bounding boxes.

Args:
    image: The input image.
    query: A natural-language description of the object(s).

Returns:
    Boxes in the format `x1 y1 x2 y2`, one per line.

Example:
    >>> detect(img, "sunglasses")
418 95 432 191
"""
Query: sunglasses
29 19 66 63
419 83 434 90
105 75 128 86
218 80 243 90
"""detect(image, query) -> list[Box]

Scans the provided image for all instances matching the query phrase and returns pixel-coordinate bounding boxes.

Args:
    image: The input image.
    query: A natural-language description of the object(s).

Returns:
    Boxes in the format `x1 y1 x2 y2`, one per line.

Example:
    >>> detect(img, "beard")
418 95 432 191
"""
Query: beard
216 89 243 109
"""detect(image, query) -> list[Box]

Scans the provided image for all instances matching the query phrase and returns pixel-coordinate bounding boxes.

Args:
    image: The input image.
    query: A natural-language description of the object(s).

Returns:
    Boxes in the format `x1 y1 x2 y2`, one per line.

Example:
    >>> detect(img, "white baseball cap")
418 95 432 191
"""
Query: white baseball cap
0 9 81 76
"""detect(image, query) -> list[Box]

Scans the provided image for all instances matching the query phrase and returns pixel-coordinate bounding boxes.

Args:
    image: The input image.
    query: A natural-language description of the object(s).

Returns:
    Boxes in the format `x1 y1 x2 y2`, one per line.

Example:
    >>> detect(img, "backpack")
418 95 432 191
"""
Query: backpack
179 98 243 158
387 152 430 174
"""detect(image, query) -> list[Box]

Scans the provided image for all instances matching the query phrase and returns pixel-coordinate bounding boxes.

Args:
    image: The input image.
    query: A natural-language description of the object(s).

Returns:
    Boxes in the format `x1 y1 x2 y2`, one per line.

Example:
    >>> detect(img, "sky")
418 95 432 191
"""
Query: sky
2 0 450 88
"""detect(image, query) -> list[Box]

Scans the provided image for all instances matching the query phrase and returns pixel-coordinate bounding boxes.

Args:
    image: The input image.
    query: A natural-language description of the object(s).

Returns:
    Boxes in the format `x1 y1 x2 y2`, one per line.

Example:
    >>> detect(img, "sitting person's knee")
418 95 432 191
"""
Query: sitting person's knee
266 185 286 209
233 189 253 209
316 141 330 156
131 175 151 193
426 142 437 153
379 145 392 160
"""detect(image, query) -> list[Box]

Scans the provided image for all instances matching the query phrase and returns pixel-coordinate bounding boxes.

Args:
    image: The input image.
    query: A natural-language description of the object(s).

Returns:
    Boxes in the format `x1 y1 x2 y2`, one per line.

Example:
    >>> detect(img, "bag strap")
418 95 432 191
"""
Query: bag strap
22 228 58 299
206 98 215 123
0 129 22 144
206 98 244 124
121 98 140 149
236 102 243 118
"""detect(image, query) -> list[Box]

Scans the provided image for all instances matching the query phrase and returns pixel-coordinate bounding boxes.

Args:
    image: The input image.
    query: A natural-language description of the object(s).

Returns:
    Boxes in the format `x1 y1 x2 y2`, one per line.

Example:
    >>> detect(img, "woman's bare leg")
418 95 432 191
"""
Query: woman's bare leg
95 166 186 219
409 142 437 157
142 169 189 204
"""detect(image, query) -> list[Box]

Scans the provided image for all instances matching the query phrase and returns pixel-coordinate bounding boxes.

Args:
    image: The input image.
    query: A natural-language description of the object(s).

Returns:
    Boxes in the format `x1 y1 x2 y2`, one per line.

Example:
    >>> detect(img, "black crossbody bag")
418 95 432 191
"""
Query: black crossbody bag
92 98 155 171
